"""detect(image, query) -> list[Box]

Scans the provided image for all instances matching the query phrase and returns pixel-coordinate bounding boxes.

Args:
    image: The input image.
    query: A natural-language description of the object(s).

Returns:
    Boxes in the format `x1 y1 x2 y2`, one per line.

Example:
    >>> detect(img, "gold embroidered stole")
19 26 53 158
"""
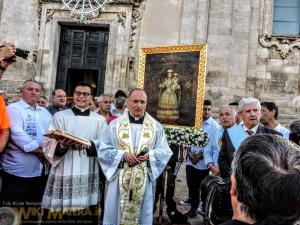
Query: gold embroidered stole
116 113 156 225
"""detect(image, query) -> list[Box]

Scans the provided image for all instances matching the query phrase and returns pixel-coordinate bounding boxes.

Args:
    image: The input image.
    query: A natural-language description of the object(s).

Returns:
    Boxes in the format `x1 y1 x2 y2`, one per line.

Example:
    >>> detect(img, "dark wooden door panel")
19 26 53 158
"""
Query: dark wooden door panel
56 26 109 96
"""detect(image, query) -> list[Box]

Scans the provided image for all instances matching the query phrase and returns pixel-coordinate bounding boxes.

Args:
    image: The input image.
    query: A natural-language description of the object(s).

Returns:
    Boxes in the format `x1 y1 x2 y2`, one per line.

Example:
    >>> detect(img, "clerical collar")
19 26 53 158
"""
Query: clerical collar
71 106 90 116
128 112 145 124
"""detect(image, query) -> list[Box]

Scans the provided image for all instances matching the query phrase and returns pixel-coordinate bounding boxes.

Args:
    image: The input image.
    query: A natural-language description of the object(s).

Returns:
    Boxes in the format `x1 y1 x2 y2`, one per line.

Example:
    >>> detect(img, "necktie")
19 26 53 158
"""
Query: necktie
246 130 254 136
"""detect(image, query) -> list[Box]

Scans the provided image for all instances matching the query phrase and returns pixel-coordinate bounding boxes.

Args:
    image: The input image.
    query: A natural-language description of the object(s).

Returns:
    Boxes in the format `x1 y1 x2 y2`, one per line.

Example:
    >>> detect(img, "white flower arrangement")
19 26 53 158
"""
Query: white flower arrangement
164 127 209 147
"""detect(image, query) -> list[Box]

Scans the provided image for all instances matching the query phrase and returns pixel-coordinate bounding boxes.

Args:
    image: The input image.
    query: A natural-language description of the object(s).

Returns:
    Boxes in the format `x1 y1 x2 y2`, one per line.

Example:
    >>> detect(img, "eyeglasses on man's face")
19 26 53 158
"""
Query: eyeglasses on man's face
74 91 90 98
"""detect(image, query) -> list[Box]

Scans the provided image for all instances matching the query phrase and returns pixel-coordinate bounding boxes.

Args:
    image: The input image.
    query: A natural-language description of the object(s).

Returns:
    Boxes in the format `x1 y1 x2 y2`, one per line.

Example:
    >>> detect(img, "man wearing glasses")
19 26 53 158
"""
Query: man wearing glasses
42 82 109 225
99 88 173 225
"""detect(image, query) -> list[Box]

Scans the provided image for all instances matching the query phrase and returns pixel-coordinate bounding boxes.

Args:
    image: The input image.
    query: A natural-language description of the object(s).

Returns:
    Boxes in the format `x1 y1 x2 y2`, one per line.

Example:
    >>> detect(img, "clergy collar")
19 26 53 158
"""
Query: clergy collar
128 112 145 124
71 106 90 116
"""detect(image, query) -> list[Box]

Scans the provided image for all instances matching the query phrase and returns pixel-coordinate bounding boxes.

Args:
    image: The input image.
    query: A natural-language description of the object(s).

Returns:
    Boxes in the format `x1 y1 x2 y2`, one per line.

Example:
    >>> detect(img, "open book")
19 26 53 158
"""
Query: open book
44 129 91 147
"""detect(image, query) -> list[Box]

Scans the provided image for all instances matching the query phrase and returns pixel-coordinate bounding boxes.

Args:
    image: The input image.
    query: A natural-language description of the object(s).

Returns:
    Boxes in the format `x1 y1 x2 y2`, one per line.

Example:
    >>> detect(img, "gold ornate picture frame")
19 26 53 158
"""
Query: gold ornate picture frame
138 44 207 128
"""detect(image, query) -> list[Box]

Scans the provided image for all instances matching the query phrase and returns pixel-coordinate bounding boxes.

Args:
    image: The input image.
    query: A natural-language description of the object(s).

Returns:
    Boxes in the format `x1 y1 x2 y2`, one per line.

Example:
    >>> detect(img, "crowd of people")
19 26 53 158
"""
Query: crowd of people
0 42 299 225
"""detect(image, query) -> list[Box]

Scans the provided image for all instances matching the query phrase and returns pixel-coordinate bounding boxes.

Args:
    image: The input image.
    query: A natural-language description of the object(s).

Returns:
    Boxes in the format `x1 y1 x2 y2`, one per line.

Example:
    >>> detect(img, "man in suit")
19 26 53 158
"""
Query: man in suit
218 97 281 179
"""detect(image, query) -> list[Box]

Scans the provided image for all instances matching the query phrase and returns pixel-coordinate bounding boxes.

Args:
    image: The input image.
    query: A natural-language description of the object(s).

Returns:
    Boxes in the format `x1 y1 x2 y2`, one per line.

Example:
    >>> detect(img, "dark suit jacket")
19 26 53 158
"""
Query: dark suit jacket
218 124 282 178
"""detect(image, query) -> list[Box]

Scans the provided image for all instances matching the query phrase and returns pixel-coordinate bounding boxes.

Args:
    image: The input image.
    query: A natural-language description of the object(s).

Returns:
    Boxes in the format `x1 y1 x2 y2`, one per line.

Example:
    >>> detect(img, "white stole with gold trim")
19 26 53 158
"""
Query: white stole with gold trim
116 113 156 225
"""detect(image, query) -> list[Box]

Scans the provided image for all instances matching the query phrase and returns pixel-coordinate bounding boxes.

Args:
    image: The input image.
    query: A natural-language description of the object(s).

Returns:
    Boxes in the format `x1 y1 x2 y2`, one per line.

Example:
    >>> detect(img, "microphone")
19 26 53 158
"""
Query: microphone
136 147 149 157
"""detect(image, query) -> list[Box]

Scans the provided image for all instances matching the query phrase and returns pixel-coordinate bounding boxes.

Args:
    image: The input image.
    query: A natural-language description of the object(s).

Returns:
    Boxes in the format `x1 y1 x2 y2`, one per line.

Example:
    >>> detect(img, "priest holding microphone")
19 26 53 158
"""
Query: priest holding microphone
99 88 173 225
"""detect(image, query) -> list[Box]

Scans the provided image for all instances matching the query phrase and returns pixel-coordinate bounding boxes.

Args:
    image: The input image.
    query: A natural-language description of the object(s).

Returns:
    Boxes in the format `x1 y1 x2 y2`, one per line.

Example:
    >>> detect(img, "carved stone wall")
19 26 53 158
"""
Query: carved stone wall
0 0 146 97
254 0 300 121
37 0 146 95
0 0 40 94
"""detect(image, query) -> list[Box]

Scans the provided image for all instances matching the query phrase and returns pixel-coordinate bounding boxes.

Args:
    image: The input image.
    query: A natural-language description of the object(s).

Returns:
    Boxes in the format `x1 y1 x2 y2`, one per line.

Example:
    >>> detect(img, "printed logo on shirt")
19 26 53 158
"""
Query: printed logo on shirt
25 114 37 139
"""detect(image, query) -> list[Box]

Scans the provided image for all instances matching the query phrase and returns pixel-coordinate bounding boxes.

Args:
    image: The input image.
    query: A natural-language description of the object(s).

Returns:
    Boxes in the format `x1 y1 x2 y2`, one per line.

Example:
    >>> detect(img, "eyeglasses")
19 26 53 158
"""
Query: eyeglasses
74 91 90 98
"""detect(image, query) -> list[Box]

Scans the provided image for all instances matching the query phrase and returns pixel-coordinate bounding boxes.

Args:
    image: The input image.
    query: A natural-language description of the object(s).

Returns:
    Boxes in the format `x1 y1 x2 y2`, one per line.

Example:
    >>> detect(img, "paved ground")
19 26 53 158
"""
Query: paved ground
153 161 204 225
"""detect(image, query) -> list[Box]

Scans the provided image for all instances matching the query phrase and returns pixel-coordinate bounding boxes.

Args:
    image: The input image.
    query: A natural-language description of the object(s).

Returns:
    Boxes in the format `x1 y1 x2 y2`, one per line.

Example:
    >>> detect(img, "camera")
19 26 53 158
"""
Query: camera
0 45 30 62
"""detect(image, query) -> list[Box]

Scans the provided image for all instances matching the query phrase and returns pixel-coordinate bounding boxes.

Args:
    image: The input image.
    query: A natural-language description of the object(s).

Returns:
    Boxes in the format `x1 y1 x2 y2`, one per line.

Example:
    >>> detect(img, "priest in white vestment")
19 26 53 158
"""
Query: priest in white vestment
99 88 173 225
42 82 109 224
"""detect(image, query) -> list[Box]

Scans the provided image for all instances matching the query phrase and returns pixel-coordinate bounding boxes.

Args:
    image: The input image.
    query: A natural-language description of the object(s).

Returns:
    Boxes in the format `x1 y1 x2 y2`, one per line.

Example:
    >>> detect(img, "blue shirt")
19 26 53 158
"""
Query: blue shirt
0 99 52 177
187 117 220 170
274 123 290 139
204 127 223 166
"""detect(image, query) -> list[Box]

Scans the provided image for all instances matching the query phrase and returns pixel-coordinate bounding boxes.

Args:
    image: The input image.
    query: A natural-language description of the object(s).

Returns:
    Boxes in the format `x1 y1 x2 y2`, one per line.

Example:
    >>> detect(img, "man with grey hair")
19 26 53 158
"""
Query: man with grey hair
204 105 236 176
221 134 300 225
218 97 281 178
97 94 117 123
200 105 237 217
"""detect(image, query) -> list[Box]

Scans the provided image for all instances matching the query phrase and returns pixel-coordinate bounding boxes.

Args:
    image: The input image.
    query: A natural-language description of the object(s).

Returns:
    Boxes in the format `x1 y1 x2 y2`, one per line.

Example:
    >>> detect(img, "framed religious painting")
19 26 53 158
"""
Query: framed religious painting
138 44 207 128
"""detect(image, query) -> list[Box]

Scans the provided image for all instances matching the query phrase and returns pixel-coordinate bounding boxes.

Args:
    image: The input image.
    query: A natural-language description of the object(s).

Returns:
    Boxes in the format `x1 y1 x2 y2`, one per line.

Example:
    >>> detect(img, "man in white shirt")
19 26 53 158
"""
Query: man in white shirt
42 82 108 224
260 101 290 139
180 100 220 218
0 80 52 224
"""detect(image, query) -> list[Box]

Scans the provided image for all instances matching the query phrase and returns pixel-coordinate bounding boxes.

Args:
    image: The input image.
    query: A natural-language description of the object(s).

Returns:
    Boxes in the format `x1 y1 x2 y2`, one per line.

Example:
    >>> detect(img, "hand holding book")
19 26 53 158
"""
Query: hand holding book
44 129 91 150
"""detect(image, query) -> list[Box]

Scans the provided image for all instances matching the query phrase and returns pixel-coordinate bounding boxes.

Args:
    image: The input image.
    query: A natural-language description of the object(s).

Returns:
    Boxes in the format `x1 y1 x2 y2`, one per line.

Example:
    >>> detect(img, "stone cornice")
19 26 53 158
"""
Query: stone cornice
39 0 142 5
258 34 300 59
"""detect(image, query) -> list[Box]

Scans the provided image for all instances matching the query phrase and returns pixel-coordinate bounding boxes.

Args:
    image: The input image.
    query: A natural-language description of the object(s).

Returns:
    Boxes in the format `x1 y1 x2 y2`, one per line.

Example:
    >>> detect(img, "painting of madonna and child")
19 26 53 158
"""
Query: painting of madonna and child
138 44 207 128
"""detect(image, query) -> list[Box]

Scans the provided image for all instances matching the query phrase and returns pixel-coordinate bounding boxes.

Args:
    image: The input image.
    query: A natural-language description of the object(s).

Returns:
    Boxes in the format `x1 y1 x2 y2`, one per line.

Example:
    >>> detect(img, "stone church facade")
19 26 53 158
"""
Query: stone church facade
0 0 299 124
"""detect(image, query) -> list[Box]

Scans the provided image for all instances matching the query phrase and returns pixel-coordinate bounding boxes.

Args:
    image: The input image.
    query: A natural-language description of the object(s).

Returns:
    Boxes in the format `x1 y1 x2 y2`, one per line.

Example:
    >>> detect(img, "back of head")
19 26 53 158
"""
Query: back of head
232 134 300 225
237 97 261 113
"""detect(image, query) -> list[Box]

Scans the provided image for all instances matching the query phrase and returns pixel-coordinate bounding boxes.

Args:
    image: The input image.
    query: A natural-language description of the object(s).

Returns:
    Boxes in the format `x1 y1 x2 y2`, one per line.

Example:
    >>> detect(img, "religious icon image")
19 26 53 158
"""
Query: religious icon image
138 44 207 128
157 69 181 124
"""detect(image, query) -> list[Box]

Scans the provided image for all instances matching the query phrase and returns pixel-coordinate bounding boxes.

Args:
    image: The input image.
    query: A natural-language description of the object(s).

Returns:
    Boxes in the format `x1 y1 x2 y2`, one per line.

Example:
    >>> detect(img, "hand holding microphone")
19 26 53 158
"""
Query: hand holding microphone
124 147 150 167
136 146 149 162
